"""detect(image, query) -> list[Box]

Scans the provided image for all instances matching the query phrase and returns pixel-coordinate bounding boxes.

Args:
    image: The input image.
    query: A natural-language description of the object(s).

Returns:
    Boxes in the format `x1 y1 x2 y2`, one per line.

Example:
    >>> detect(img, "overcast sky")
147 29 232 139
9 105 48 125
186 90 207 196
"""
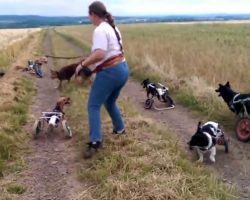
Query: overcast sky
0 0 250 16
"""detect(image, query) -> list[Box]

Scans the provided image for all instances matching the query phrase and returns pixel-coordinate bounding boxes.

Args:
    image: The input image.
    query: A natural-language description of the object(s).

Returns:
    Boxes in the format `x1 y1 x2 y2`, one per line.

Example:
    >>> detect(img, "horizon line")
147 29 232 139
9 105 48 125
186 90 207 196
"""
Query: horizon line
0 13 250 18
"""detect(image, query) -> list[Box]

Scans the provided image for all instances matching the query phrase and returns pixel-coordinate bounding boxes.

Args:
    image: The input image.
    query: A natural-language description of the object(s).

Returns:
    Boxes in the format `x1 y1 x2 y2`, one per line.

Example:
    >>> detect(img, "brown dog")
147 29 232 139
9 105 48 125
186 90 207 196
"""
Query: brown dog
46 96 71 136
50 62 93 89
53 96 71 113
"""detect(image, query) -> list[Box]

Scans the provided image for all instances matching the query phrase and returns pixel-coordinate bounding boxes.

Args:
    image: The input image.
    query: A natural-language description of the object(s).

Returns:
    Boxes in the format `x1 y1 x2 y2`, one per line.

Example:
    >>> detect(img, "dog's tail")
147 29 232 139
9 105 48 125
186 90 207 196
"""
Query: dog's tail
15 65 26 70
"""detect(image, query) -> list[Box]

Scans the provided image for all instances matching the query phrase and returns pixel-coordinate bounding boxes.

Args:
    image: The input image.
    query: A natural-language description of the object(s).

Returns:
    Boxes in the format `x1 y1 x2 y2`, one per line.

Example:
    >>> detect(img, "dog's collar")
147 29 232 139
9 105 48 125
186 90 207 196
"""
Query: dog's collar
203 132 213 150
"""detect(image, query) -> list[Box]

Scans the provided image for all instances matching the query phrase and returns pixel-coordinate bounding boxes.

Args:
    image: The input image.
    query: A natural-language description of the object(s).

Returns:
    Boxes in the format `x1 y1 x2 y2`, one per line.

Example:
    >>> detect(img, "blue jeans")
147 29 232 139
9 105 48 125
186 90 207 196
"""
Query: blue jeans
88 61 129 142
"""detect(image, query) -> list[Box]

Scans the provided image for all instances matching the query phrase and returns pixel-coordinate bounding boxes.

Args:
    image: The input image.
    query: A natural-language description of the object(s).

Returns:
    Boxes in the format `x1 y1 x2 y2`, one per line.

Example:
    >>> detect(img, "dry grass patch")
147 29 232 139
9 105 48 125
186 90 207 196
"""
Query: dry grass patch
0 29 44 200
0 28 41 50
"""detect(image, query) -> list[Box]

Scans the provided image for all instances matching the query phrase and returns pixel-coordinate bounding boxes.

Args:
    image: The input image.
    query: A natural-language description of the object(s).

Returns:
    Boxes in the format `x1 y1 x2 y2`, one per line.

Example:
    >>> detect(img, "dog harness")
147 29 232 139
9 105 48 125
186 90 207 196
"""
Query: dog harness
201 132 214 151
229 93 240 111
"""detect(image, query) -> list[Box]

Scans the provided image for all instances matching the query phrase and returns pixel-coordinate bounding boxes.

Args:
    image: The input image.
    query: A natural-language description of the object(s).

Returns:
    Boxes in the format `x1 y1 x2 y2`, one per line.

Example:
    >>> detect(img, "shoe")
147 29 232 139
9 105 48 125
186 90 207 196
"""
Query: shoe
112 129 126 135
83 141 102 159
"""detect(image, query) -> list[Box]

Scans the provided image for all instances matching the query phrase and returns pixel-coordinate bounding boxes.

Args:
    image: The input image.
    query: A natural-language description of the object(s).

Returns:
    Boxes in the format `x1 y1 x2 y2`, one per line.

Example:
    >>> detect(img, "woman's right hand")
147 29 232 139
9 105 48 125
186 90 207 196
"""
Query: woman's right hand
74 63 83 78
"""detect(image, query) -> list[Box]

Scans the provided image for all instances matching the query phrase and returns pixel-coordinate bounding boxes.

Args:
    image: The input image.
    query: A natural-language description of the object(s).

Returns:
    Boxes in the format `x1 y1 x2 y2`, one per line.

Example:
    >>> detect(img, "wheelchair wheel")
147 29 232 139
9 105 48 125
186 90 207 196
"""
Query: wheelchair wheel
62 120 72 138
33 120 42 139
163 93 174 107
144 98 154 109
235 117 250 142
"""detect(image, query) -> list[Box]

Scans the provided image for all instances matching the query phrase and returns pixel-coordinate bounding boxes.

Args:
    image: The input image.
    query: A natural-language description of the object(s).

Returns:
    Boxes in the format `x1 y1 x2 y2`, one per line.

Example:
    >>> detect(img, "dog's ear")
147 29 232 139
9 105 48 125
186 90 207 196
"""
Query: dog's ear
196 121 202 133
65 97 71 104
141 79 146 87
225 81 230 88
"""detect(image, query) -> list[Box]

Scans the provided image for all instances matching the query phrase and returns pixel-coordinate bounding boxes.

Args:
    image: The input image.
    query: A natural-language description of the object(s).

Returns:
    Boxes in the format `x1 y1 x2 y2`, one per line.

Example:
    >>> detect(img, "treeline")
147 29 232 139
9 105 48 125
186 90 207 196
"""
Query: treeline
0 14 250 28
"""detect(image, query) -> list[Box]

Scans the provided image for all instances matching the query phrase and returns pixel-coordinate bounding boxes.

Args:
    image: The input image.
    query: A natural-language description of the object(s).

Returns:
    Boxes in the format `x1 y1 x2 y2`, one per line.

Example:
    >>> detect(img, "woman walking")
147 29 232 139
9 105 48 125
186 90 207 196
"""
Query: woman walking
75 1 129 159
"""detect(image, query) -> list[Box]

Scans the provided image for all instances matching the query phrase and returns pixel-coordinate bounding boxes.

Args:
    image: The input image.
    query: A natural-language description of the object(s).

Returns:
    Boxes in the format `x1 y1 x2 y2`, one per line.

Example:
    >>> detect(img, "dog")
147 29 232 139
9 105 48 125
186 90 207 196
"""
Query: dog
15 57 48 78
141 78 174 106
50 62 93 88
215 81 250 115
45 96 71 128
53 96 71 114
188 121 229 163
33 96 72 138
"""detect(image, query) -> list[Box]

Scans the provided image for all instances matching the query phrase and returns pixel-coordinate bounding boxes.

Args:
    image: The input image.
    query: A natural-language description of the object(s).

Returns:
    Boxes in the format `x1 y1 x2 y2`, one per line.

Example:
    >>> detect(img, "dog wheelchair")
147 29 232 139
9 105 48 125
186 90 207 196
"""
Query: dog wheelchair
33 111 72 139
144 82 175 111
235 100 250 142
24 60 44 78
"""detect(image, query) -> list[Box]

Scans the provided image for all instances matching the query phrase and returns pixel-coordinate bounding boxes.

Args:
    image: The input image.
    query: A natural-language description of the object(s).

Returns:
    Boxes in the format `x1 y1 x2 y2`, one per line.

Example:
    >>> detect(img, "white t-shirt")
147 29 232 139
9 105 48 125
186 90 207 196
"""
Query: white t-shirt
91 21 123 67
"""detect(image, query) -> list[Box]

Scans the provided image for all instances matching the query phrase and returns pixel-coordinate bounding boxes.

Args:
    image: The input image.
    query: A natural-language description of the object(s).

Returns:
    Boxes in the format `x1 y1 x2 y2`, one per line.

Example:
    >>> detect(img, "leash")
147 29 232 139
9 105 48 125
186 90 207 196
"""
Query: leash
45 55 83 59
153 104 175 111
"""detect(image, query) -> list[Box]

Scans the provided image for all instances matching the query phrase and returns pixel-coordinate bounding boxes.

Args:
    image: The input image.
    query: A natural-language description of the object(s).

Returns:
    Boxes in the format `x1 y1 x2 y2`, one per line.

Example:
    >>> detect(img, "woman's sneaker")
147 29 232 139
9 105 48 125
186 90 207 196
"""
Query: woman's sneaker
83 141 102 159
112 129 126 135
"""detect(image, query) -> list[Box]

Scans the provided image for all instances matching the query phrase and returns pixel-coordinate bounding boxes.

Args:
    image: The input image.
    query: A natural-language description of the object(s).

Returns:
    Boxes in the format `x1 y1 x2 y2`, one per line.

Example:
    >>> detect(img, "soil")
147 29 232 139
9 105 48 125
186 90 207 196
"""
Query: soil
14 30 250 199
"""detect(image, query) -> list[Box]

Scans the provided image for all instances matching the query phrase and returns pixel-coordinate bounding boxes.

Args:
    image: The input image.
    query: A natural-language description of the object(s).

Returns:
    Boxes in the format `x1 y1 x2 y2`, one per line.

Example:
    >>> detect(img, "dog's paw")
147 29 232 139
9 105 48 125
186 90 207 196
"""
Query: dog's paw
209 156 216 163
196 158 203 163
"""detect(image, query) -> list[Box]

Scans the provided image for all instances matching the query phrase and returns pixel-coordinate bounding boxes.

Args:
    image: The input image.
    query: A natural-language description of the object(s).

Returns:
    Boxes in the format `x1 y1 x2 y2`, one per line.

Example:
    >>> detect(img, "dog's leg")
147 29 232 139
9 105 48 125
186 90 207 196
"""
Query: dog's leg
196 148 204 163
209 146 216 163
55 80 62 89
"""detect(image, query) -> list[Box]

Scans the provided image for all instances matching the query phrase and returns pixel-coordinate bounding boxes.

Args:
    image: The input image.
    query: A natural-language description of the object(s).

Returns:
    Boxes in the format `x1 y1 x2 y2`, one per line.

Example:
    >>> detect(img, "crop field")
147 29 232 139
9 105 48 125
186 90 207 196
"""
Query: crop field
0 28 41 50
56 23 250 124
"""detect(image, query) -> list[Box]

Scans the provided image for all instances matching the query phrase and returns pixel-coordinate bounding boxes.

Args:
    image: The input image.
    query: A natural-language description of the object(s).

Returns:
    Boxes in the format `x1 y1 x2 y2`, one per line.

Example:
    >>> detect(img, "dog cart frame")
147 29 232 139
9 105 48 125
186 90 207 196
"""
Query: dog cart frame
235 100 250 142
33 111 72 139
144 83 175 111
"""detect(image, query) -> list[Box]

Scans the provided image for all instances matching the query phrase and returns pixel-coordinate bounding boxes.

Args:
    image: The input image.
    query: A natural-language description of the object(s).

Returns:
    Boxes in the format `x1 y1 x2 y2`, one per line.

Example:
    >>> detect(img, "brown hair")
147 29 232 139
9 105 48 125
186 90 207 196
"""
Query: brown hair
88 1 115 28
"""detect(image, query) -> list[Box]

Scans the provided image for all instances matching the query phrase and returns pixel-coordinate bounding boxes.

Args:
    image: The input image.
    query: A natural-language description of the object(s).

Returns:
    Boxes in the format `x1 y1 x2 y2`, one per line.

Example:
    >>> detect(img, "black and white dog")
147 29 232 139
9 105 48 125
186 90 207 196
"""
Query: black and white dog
141 78 174 106
215 81 250 116
188 121 228 163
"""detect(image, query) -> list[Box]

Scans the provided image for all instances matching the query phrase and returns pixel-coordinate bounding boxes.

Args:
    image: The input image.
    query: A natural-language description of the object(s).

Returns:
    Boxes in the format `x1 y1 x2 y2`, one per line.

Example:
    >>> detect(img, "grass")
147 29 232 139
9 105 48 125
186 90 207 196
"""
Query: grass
49 27 238 199
0 28 45 200
0 29 45 176
0 77 35 174
7 184 26 194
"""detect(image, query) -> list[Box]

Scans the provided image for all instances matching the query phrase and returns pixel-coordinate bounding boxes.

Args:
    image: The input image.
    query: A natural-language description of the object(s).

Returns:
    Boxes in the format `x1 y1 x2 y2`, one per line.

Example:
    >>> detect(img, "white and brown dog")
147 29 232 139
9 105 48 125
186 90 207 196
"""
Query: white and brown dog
188 121 229 163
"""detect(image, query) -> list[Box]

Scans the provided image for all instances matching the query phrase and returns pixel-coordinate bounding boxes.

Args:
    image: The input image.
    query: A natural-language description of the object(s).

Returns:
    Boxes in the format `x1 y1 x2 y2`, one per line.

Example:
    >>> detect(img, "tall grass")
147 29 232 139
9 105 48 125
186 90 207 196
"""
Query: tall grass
0 28 41 71
50 28 237 199
0 30 44 177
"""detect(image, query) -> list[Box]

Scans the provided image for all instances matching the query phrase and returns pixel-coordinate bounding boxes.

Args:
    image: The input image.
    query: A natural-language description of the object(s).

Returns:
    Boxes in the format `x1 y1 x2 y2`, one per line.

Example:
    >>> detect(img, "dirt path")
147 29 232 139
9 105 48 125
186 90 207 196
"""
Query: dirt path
122 79 250 199
18 30 82 200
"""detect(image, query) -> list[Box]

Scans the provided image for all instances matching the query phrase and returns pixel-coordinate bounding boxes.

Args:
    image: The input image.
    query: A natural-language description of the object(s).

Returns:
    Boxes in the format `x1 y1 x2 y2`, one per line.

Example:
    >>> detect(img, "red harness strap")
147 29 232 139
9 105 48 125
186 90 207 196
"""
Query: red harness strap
93 54 124 73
